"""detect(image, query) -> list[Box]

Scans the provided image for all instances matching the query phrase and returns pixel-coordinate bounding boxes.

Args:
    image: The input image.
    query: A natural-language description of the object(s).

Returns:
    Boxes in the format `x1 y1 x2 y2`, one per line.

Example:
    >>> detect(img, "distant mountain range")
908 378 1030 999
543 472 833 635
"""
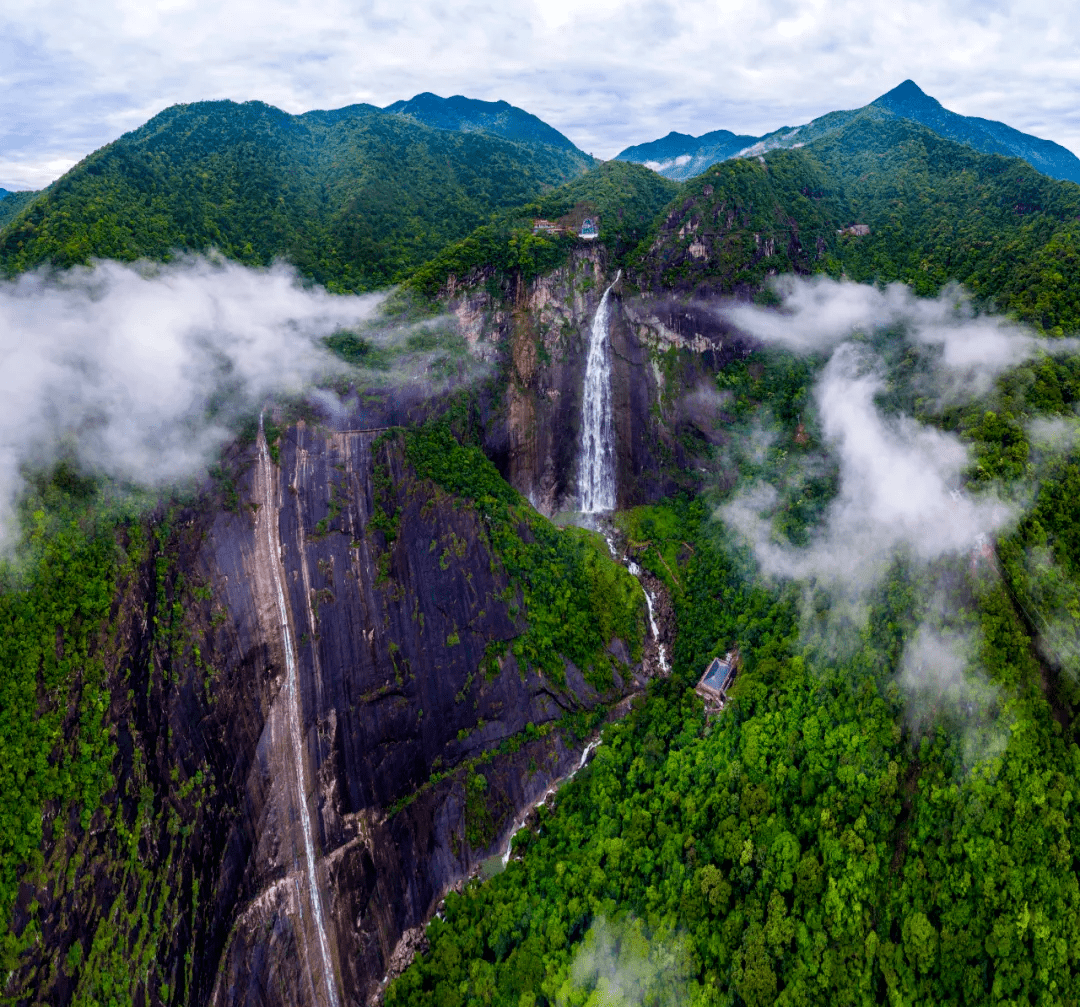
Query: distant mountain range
615 80 1080 185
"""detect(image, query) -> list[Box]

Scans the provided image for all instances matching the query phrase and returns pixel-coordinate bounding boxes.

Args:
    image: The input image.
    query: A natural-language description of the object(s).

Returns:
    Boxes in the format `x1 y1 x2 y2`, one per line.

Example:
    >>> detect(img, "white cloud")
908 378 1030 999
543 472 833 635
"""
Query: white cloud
2 0 1080 189
0 255 381 544
720 342 1015 598
724 275 1049 400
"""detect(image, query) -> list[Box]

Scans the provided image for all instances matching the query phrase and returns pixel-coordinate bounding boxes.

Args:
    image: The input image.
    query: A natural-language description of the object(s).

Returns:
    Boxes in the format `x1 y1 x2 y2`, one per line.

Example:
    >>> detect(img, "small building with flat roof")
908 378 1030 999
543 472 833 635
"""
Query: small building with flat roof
696 651 739 715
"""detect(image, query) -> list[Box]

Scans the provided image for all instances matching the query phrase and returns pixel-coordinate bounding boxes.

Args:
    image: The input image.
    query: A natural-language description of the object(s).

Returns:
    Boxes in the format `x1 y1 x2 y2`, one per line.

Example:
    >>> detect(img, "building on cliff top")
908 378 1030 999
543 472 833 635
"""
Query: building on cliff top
579 217 599 239
696 651 739 715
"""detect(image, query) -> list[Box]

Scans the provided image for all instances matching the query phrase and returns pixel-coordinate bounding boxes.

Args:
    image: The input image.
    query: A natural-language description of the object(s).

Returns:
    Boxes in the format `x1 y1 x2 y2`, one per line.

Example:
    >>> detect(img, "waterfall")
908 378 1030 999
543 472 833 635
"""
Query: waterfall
258 414 341 1007
579 271 621 513
629 561 669 675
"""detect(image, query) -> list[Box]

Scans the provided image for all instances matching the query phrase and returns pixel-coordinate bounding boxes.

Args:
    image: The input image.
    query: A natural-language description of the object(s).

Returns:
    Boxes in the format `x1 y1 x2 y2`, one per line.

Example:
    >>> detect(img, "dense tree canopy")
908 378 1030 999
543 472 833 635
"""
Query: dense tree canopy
0 100 593 290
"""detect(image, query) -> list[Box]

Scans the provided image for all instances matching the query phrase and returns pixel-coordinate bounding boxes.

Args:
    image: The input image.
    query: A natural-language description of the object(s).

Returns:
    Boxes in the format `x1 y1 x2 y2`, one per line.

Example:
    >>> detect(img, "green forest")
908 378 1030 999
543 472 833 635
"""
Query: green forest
0 99 593 290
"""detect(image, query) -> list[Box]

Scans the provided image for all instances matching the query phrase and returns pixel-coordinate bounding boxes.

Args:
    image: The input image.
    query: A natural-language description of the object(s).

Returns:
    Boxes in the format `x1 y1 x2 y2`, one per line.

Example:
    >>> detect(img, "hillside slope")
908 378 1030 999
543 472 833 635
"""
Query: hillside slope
0 100 593 289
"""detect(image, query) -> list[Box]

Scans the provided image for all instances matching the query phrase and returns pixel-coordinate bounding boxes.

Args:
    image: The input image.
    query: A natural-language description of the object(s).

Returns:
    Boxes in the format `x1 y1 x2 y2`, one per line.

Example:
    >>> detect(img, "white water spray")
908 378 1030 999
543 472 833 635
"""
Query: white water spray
258 415 341 1007
579 272 622 513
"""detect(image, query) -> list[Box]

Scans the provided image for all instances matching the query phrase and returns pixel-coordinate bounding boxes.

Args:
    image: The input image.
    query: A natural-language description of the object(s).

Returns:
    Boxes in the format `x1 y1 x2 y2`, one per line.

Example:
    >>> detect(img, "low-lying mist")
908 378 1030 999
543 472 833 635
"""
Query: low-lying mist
716 275 1079 757
0 255 469 546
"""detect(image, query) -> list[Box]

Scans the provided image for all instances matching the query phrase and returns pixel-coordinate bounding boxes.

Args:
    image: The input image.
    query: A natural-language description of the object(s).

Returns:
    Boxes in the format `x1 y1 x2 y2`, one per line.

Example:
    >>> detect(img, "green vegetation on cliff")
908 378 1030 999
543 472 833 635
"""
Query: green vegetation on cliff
0 100 593 290
382 422 645 689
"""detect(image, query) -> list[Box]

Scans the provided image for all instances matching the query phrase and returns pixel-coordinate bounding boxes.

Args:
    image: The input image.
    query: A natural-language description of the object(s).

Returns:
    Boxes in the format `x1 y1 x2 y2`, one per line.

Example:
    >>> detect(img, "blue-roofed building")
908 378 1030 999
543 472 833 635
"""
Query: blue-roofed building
695 651 738 714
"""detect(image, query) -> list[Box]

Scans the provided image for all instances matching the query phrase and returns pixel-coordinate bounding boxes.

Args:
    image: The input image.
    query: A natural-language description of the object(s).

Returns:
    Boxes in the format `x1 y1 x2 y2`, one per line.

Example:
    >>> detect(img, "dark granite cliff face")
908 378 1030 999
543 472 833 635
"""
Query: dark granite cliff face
5 246 738 1007
449 247 755 514
208 424 647 1006
4 413 657 1007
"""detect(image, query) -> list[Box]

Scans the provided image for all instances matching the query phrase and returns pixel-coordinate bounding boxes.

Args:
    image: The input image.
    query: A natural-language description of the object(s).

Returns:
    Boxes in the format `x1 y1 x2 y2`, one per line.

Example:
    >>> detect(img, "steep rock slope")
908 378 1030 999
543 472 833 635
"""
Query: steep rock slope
2 417 653 1007
447 245 753 514
0 100 593 288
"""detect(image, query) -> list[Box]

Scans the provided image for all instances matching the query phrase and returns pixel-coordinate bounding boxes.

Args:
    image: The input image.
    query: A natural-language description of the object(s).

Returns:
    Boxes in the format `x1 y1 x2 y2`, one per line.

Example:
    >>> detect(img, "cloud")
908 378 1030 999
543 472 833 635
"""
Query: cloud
898 625 1006 765
2 0 1080 188
720 341 1015 595
724 275 1044 400
0 255 382 543
557 916 692 1007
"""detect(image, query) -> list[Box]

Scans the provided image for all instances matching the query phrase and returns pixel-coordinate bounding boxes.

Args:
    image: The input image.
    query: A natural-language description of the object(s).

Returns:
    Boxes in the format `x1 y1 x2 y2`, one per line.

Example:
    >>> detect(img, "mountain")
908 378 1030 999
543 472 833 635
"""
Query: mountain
615 79 1080 185
635 110 1080 332
10 84 1080 1007
384 91 585 153
612 128 759 181
870 79 1080 183
0 99 594 289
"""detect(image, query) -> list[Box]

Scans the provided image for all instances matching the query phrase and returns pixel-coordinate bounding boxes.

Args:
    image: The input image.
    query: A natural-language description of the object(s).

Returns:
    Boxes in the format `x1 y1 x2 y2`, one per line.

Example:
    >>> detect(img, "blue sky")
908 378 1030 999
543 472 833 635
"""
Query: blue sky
1 0 1078 190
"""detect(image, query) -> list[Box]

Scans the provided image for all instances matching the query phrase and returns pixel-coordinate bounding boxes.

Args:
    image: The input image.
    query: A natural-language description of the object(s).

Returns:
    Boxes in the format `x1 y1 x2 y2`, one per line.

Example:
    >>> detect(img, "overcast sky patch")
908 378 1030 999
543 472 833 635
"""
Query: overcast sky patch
1 0 1079 189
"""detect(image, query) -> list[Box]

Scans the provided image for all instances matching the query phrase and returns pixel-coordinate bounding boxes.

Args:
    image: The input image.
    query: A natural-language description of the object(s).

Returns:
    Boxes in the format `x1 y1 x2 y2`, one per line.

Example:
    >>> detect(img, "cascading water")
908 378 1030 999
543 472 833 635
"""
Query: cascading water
499 737 602 867
258 414 341 1007
628 560 670 676
578 271 622 514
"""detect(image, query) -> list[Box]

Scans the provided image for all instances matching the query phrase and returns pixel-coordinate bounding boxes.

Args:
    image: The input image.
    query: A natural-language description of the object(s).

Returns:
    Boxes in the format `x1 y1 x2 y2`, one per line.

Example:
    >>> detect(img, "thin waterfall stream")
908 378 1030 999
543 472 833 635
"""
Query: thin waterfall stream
258 415 341 1007
578 270 621 514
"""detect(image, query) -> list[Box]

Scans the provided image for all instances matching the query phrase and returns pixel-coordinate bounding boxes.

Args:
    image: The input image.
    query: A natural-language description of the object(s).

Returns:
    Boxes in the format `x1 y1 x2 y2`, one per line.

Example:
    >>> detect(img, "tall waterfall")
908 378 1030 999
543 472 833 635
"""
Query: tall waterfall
578 271 621 513
257 414 341 1007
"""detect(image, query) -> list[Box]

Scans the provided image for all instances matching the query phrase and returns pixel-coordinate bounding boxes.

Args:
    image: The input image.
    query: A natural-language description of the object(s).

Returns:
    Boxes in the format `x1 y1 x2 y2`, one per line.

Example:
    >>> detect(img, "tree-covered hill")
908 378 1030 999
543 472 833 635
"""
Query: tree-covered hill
635 112 1080 332
0 99 594 290
405 159 679 299
0 189 38 230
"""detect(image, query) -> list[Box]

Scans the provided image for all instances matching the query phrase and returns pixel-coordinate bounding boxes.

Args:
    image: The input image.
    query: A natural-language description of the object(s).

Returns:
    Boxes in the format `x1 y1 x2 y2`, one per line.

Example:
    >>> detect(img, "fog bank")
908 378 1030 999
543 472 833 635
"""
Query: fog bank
0 256 382 543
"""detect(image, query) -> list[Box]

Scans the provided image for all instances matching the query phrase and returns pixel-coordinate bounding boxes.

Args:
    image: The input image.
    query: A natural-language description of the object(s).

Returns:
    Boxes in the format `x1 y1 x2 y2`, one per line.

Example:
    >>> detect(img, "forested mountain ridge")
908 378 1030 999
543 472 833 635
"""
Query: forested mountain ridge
383 92 585 153
634 112 1080 332
405 159 679 299
0 98 593 289
615 79 1080 185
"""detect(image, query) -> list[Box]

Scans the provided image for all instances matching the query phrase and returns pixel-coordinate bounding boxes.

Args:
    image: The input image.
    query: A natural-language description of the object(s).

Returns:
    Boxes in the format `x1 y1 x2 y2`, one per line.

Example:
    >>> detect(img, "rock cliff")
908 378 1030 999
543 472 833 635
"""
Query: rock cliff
4 410 658 1006
448 246 755 514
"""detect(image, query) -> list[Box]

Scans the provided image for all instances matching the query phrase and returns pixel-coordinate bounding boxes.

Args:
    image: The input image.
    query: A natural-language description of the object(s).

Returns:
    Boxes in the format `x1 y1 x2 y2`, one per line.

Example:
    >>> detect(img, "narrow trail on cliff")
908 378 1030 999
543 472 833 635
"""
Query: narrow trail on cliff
258 415 342 1007
579 270 621 514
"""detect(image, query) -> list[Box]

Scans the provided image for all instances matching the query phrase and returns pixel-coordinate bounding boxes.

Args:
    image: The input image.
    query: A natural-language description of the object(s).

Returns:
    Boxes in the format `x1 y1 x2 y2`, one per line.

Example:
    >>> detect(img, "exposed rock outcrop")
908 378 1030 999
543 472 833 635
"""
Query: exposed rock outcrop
447 248 755 515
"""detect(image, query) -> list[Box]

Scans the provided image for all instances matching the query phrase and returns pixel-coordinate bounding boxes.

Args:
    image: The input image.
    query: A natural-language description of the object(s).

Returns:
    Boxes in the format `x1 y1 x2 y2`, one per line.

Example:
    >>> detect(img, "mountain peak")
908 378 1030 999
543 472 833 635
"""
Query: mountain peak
872 79 944 114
